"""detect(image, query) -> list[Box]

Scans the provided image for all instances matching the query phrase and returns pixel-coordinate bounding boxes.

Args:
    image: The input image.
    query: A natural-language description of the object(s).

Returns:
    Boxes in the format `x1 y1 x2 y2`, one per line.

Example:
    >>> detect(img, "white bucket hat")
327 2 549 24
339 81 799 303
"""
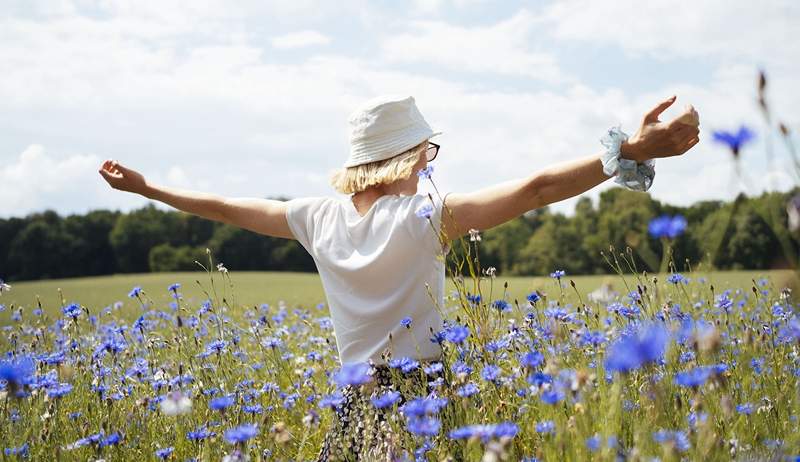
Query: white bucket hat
344 95 441 168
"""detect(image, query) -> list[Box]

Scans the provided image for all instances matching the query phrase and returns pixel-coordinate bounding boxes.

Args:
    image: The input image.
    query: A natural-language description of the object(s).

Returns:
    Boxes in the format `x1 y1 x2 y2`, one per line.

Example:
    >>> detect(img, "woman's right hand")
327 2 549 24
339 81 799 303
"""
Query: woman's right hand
98 159 148 194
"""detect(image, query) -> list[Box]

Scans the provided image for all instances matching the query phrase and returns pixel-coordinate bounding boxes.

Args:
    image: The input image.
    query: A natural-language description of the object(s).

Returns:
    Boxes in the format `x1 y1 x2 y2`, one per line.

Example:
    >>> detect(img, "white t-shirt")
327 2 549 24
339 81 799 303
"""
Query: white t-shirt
285 193 449 366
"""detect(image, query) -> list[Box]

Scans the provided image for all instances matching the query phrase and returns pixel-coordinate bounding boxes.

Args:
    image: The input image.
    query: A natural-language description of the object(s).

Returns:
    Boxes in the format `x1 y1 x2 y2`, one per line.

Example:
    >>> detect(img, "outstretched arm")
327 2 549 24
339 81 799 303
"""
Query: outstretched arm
98 160 293 239
441 95 700 240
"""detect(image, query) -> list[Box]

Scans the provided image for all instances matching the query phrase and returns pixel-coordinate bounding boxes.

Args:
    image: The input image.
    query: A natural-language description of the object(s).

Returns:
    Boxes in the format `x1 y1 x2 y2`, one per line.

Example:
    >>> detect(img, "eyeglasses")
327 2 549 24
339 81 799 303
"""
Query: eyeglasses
426 142 440 162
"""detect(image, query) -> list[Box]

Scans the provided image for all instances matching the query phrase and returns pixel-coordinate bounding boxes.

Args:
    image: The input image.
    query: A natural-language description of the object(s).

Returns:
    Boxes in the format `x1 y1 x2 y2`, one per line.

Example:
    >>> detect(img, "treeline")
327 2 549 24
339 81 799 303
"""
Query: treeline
1 188 796 282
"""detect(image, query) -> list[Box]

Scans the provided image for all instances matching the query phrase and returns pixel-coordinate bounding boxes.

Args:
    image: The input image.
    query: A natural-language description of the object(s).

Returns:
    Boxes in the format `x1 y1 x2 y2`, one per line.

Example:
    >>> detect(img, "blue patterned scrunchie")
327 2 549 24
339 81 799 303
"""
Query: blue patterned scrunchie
600 125 655 192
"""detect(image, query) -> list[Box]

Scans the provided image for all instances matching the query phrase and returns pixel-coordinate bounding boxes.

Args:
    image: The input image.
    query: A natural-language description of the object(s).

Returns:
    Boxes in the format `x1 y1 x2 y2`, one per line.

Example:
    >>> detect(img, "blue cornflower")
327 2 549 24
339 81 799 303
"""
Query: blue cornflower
424 362 443 375
333 362 373 387
604 323 669 373
0 355 35 391
712 125 755 156
100 433 121 447
62 303 82 319
667 273 688 284
318 392 346 410
224 423 258 444
466 293 482 305
209 394 235 411
128 286 143 298
46 383 73 399
519 351 544 368
492 299 512 312
586 435 601 452
481 365 501 383
550 269 565 279
371 391 401 409
457 382 479 398
736 403 754 415
448 422 518 443
526 291 541 304
407 416 440 436
400 316 412 328
579 330 606 347
540 388 565 405
415 204 434 219
675 367 712 388
417 165 434 179
444 325 469 344
648 214 688 239
168 283 181 292
155 447 174 459
400 397 448 417
4 443 29 457
535 420 556 434
388 357 419 374
187 426 216 441
653 430 690 452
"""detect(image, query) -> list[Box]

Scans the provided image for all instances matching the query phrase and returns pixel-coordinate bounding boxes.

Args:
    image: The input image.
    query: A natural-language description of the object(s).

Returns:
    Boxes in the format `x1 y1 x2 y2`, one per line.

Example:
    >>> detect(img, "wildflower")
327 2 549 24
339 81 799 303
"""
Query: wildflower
481 365 501 383
62 303 82 319
535 420 556 435
209 395 236 411
168 282 181 292
217 263 228 274
653 430 690 452
224 423 258 444
388 356 419 374
468 228 481 242
736 403 754 415
400 316 412 328
0 355 35 393
648 214 687 239
540 388 565 405
484 266 497 278
417 165 434 179
371 391 401 409
155 447 174 459
318 392 345 410
187 426 216 441
407 416 440 436
674 367 712 388
604 323 669 373
492 300 511 312
4 443 29 457
526 291 541 304
550 269 565 280
457 382 479 398
424 362 443 375
667 273 688 284
586 435 601 452
415 204 434 219
160 391 192 416
128 286 143 298
333 362 372 387
519 351 544 368
0 279 11 295
712 125 755 156
444 325 469 344
400 397 448 417
46 383 73 399
448 422 518 443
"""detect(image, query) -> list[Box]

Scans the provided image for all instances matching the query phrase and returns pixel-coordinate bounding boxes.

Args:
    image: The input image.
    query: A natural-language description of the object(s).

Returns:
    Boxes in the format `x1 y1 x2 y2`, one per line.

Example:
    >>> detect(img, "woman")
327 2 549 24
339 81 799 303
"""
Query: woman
99 94 699 460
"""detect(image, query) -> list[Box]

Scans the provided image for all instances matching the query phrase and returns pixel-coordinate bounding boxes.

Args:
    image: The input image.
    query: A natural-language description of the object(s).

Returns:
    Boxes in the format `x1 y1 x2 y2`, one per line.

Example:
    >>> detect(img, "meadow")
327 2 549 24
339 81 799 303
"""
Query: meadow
2 264 799 461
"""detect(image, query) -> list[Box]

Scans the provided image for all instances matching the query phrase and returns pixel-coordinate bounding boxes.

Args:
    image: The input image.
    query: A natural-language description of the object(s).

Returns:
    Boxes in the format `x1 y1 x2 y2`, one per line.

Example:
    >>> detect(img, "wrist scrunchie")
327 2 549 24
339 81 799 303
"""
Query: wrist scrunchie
600 125 656 192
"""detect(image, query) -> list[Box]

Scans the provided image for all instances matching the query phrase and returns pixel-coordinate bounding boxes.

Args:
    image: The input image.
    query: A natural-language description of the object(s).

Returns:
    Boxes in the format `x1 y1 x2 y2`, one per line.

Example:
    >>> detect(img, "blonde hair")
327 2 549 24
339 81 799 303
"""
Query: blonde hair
330 141 427 194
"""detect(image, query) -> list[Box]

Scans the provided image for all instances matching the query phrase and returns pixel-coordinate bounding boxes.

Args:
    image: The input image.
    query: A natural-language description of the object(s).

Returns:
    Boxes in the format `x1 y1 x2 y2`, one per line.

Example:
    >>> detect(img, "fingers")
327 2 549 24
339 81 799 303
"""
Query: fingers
644 95 677 122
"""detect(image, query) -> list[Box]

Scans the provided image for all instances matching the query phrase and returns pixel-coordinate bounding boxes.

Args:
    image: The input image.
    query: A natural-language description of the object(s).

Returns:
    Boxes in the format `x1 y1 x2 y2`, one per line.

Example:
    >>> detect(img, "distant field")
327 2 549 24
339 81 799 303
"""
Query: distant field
2 269 795 322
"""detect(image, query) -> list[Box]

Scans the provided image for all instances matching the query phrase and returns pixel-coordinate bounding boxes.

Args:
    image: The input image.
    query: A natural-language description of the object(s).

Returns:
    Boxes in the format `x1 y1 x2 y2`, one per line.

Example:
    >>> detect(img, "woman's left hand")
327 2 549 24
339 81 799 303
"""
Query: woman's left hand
621 95 701 162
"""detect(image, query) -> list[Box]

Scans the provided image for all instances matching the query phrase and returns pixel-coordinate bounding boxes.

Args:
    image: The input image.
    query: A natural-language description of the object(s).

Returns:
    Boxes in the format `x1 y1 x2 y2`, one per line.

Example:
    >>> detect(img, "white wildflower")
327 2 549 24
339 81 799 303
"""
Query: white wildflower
159 391 192 416
468 228 481 242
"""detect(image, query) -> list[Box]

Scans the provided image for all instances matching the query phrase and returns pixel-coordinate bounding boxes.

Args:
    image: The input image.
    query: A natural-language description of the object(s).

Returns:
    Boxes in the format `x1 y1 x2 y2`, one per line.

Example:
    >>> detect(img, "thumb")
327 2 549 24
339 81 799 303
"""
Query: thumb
644 95 676 122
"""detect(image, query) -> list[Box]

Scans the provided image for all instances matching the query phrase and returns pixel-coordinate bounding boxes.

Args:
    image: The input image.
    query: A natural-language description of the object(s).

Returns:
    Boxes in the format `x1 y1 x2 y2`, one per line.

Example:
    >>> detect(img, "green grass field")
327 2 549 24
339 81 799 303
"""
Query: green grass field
2 269 795 322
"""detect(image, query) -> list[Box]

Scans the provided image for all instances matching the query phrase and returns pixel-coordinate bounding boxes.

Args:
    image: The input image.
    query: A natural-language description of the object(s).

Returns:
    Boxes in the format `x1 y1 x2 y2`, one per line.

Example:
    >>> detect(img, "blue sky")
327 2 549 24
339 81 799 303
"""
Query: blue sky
1 0 798 218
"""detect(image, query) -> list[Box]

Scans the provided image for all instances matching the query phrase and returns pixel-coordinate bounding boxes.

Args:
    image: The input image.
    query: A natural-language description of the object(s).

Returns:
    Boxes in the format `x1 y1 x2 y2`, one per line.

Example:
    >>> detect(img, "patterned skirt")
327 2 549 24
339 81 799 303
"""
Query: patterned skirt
316 359 448 462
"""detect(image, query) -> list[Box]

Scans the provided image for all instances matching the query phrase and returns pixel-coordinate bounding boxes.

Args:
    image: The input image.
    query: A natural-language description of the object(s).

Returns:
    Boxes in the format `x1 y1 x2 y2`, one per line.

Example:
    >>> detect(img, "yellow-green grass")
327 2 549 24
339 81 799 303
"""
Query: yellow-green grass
2 269 795 323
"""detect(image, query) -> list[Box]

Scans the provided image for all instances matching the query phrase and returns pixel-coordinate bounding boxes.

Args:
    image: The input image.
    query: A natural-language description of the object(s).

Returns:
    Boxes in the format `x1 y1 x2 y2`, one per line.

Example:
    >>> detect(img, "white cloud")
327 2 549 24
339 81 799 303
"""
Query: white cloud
271 30 331 49
0 145 135 217
382 9 571 84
